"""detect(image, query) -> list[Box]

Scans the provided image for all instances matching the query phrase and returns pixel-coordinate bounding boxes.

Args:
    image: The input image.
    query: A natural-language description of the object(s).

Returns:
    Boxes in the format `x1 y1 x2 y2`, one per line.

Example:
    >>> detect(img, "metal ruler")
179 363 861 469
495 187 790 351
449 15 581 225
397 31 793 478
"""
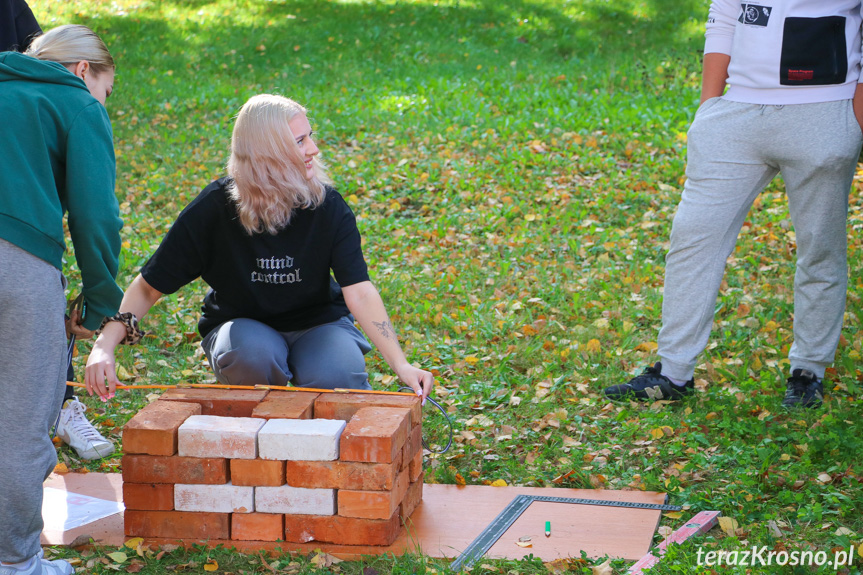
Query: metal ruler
450 494 682 571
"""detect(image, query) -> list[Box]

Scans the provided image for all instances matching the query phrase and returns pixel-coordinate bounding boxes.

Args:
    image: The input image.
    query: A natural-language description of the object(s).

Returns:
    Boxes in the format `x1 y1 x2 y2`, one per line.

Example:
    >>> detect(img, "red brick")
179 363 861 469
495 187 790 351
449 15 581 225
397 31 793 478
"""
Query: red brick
400 424 422 471
284 460 340 488
231 459 286 486
122 483 174 511
341 459 399 491
124 510 229 539
393 444 404 470
408 450 423 483
252 391 318 420
338 470 409 520
314 393 421 427
284 460 397 490
158 388 268 417
284 510 401 546
123 400 201 456
400 471 424 521
122 454 227 485
232 513 284 541
340 407 410 464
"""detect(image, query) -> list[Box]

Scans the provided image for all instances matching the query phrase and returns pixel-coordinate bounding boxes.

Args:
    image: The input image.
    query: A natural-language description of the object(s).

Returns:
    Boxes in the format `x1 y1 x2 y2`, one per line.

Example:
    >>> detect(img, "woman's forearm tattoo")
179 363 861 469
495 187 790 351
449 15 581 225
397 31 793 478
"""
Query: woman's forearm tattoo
373 320 397 340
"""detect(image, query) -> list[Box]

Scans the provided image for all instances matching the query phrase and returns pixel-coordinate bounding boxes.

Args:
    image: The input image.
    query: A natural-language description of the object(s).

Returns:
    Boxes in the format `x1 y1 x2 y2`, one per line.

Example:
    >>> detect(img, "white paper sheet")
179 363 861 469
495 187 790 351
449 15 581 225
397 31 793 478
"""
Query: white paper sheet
42 486 125 531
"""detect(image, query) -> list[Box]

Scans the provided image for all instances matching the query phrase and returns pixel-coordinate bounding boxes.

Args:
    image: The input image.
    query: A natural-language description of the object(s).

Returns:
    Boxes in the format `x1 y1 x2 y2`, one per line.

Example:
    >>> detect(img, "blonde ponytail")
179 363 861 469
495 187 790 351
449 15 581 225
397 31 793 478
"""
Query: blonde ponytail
26 24 114 75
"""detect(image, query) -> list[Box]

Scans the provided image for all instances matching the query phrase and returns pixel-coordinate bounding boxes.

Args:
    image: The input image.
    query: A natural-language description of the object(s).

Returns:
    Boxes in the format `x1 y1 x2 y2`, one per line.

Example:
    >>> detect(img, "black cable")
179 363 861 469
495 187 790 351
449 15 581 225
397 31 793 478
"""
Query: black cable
399 387 453 454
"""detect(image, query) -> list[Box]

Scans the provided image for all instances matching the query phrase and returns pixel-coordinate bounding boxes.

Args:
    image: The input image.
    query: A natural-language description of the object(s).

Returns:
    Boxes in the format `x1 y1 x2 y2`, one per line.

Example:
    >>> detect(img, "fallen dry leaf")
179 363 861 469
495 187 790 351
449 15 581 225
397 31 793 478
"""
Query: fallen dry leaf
544 558 571 574
66 534 92 549
591 559 613 575
767 520 783 538
588 474 607 488
634 341 658 352
310 552 342 569
718 516 739 537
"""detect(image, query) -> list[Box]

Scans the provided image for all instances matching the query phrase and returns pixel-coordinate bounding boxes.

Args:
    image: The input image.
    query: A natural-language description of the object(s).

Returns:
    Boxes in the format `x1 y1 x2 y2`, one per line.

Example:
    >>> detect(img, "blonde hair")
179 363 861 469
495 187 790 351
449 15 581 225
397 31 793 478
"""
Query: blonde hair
26 24 114 75
227 94 331 235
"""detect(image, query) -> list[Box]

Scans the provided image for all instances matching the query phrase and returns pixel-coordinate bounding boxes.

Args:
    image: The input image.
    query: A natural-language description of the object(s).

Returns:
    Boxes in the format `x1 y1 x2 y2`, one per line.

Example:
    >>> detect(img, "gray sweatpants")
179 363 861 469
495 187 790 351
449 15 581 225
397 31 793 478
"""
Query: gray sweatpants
0 239 68 563
201 316 373 390
658 98 862 382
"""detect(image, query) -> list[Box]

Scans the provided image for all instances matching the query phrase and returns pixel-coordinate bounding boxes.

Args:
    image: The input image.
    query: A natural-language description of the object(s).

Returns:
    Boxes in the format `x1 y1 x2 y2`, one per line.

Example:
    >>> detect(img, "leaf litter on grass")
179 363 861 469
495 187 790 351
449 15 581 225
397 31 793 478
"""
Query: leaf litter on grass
35 0 863 572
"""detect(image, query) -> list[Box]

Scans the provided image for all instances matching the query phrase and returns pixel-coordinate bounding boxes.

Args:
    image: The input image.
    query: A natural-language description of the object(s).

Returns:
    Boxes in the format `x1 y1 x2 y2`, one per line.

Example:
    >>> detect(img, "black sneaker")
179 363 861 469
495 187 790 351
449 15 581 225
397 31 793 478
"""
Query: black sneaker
782 369 823 409
603 362 694 401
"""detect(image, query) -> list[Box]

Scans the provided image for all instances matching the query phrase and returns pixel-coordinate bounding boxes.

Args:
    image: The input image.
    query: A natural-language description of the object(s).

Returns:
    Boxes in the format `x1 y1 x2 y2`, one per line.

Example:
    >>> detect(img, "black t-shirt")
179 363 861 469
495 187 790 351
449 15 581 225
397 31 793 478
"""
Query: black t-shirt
0 0 41 52
141 178 370 337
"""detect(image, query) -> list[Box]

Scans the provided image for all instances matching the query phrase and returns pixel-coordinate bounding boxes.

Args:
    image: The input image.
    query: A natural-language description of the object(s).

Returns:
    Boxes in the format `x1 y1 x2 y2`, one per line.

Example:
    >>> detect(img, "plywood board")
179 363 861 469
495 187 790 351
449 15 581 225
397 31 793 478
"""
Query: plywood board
41 472 124 547
41 474 665 562
406 485 666 561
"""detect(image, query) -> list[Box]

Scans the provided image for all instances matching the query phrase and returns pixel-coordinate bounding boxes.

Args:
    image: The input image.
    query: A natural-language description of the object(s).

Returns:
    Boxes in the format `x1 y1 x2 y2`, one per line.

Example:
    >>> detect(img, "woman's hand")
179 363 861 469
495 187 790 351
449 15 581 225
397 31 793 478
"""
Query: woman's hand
83 274 162 401
66 308 96 339
395 362 434 404
85 325 125 401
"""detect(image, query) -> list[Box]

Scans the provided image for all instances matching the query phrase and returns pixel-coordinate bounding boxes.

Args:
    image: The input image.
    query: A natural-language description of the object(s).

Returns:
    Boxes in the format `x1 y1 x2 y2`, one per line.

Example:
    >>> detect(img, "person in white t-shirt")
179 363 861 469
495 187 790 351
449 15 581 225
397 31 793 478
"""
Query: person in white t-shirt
605 0 863 408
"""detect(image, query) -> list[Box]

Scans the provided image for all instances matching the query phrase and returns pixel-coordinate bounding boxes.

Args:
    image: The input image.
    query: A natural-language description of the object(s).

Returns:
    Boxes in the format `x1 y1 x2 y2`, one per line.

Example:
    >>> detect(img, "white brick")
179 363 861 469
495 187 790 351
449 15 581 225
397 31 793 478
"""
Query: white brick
175 482 254 513
258 418 346 461
178 415 265 459
256 485 335 515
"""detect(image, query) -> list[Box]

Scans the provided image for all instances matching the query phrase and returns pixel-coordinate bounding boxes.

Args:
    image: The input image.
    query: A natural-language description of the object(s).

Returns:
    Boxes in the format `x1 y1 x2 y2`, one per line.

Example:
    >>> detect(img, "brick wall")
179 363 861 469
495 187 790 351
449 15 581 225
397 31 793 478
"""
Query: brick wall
122 389 423 545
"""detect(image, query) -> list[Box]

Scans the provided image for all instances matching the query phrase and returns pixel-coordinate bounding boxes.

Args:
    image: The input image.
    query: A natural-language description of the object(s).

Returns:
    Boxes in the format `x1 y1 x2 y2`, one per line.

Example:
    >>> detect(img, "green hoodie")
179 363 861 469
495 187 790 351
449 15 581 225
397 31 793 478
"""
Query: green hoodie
0 51 122 329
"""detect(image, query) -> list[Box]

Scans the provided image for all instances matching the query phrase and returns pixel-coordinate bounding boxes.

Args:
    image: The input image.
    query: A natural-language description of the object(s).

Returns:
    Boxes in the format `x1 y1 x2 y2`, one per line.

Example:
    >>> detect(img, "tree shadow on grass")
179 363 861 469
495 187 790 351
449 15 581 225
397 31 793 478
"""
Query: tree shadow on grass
71 0 707 106
53 0 708 164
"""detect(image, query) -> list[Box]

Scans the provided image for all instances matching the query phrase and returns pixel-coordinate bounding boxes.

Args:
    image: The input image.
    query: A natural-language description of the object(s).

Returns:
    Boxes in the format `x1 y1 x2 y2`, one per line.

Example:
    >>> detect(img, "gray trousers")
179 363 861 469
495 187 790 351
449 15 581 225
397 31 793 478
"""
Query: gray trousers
201 315 372 390
0 239 67 563
659 98 862 382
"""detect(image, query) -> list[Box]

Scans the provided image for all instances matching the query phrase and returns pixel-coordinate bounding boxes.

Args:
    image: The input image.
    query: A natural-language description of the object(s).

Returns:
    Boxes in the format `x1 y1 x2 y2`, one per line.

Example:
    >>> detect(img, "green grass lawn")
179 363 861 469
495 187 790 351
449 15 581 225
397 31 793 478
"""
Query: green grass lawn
32 0 863 572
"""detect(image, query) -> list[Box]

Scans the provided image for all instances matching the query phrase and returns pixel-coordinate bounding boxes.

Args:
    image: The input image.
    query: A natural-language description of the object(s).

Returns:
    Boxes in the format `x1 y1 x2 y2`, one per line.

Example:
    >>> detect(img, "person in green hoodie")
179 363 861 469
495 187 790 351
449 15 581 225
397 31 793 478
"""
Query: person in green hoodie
0 24 122 575
1 1 118 465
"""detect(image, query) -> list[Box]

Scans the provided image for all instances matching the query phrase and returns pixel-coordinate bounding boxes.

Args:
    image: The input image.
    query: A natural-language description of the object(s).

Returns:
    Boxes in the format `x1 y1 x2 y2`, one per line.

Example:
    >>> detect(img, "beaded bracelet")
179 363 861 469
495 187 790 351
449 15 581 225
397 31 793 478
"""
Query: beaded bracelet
97 312 146 345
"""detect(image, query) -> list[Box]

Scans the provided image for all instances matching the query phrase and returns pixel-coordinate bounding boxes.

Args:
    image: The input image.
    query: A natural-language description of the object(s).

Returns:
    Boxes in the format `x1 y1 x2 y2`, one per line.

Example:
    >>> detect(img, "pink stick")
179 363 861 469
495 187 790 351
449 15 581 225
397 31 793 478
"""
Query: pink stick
628 511 721 575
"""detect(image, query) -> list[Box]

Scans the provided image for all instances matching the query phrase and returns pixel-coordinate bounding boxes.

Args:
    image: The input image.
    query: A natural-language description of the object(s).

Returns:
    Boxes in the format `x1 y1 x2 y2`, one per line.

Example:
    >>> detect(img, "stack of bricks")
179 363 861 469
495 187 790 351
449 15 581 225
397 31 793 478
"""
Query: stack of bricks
121 388 424 546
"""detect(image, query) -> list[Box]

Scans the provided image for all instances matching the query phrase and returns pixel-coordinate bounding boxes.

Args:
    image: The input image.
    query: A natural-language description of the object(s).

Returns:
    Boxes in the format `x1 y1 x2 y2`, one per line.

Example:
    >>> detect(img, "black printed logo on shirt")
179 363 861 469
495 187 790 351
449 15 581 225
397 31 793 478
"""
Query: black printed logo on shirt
738 4 771 27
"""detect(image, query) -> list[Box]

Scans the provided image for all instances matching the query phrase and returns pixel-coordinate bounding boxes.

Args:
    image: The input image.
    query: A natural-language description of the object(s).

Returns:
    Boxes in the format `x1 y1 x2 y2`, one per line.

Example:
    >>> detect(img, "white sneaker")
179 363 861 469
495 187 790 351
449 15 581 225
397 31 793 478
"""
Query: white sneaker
0 550 73 575
55 397 115 461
